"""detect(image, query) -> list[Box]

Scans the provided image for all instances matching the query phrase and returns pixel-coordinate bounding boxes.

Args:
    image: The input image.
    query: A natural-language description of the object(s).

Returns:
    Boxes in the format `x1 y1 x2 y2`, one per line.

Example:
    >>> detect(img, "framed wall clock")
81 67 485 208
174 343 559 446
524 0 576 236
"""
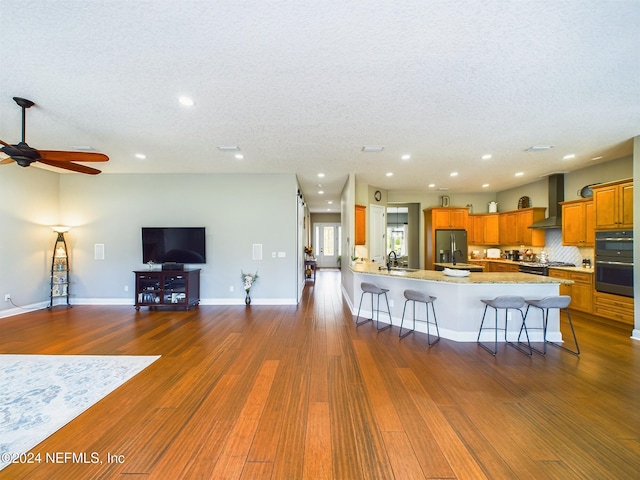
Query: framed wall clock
374 190 382 202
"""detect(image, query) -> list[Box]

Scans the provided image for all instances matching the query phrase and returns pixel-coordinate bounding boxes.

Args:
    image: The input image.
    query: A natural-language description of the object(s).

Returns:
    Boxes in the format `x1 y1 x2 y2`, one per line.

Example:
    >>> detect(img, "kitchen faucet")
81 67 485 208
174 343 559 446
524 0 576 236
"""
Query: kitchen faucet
387 251 397 270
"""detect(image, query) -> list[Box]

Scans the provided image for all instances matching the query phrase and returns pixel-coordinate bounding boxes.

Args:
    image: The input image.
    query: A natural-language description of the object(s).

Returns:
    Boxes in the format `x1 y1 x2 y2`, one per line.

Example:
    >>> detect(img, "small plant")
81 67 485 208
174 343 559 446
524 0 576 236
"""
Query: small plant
241 270 258 293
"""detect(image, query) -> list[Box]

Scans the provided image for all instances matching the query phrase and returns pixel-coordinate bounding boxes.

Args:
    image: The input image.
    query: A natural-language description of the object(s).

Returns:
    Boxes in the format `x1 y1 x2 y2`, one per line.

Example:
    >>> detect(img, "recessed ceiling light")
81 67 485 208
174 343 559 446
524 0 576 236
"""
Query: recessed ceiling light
234 154 244 160
135 153 146 159
526 145 554 152
317 183 323 188
218 146 240 152
401 154 411 160
482 183 490 188
328 200 333 204
178 96 194 107
562 154 576 160
362 146 384 153
428 183 435 188
515 172 524 177
318 173 325 177
318 190 324 195
386 172 393 177
450 172 458 177
481 154 492 160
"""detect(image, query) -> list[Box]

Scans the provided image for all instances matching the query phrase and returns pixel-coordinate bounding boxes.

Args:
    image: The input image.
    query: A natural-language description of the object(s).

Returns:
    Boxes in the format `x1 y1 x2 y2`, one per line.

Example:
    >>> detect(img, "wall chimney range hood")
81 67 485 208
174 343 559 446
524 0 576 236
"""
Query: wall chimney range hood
529 174 565 229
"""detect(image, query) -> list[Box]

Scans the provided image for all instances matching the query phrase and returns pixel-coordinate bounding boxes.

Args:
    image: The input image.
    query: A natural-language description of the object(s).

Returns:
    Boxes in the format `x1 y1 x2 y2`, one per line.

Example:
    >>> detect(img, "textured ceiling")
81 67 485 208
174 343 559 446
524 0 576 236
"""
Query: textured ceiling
1 0 638 211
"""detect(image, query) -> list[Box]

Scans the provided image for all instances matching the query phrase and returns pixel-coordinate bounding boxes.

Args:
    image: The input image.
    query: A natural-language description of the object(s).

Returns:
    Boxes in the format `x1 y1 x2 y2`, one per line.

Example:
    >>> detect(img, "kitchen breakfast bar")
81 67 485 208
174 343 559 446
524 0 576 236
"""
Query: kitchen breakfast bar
343 263 573 344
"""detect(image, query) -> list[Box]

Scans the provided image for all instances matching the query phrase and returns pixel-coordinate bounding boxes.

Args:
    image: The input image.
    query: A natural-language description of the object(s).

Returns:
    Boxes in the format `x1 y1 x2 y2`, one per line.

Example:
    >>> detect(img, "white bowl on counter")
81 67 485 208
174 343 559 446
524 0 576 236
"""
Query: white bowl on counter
443 268 470 277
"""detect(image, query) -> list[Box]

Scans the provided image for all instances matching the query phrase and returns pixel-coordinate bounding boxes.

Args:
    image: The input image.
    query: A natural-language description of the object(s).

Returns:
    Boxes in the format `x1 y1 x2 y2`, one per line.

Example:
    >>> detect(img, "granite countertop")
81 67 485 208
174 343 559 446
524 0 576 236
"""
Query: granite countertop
548 266 595 274
350 263 572 284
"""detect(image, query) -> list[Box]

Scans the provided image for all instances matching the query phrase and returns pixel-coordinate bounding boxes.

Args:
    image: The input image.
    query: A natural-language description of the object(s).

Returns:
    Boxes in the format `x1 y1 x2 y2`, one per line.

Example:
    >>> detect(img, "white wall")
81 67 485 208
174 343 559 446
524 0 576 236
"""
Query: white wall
0 166 61 315
59 173 299 304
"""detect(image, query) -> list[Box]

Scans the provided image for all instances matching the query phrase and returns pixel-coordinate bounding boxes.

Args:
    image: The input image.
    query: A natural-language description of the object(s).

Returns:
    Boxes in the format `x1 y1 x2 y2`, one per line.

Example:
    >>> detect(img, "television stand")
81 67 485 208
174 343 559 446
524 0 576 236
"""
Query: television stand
134 268 200 310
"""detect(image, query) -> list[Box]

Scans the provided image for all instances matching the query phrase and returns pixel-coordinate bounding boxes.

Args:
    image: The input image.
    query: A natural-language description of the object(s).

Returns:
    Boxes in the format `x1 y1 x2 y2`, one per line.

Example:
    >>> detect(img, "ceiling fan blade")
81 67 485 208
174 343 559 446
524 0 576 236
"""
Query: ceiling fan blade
38 159 102 175
38 150 109 162
0 138 12 148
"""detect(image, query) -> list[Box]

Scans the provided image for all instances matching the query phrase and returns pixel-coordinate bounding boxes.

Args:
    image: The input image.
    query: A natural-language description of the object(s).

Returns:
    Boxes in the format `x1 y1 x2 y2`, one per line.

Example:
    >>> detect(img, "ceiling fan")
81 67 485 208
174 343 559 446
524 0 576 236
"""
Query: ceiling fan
0 97 109 175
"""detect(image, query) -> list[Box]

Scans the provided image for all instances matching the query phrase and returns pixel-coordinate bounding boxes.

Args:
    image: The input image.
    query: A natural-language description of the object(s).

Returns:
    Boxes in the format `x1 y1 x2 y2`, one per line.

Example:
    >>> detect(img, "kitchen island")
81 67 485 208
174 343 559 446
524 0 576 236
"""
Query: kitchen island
344 263 573 343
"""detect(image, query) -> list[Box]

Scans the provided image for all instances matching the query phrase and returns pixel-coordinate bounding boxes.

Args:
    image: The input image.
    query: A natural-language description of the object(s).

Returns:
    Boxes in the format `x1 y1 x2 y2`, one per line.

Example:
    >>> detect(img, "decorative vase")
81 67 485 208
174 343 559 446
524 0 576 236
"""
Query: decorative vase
245 292 251 305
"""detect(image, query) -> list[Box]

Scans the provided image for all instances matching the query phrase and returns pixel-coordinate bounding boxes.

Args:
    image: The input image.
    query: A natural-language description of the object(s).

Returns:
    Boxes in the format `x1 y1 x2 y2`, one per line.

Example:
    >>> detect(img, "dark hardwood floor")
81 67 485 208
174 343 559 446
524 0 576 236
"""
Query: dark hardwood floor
1 270 639 479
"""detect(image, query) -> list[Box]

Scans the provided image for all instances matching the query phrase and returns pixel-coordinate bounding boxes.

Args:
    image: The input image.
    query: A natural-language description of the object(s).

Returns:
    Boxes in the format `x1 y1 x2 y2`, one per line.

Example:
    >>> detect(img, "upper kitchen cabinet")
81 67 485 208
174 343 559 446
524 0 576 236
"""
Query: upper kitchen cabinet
470 214 499 245
429 207 468 230
593 179 633 230
561 199 594 246
495 208 545 246
355 205 366 245
517 208 546 246
498 211 517 245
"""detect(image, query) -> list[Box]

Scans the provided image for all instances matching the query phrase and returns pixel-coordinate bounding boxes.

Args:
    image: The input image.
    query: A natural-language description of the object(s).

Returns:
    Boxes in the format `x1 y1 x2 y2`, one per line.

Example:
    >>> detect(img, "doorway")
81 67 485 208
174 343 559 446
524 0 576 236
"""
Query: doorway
387 203 420 269
314 223 342 268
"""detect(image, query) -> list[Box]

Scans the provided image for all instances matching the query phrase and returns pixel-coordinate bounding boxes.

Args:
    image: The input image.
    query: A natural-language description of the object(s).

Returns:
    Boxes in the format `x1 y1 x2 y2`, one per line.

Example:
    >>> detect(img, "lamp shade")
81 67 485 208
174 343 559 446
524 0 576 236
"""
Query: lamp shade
51 226 71 233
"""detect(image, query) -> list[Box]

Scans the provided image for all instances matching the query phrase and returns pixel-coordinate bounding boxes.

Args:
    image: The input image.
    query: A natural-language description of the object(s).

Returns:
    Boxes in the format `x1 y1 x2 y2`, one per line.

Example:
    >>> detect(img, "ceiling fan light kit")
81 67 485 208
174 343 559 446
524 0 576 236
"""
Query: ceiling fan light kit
0 97 109 175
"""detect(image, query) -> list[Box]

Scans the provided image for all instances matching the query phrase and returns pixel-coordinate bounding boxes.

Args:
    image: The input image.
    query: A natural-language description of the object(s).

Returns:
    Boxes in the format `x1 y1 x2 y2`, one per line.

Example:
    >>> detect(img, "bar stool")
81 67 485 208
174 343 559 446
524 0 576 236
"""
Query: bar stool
399 289 440 346
477 295 532 356
520 296 580 356
355 282 392 331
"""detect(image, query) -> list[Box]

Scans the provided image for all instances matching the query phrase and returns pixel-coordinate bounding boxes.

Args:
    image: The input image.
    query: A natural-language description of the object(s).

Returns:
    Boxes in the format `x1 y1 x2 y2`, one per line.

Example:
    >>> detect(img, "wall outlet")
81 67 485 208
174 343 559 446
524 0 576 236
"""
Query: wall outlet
4 293 11 302
229 285 234 292
124 285 129 292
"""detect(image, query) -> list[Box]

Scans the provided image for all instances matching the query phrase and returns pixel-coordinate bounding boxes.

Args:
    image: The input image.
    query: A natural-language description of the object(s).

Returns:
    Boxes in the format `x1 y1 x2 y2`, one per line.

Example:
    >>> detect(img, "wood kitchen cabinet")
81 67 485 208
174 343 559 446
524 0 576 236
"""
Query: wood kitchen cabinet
489 261 519 273
517 208 546 246
593 291 634 325
499 212 517 245
561 199 594 246
470 214 499 245
424 207 469 269
355 205 366 245
548 268 593 314
496 208 545 246
430 207 468 229
593 179 633 230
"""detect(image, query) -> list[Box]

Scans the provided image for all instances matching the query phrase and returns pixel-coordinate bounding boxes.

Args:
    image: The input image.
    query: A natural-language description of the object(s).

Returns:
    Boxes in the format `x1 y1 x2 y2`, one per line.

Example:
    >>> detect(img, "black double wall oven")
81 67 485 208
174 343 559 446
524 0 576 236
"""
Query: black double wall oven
595 230 633 297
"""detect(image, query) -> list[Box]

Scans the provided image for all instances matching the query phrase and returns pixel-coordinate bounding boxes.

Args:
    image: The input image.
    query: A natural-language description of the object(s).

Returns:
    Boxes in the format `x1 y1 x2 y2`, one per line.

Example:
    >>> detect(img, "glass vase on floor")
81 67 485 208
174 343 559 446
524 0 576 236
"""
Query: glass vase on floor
245 292 251 305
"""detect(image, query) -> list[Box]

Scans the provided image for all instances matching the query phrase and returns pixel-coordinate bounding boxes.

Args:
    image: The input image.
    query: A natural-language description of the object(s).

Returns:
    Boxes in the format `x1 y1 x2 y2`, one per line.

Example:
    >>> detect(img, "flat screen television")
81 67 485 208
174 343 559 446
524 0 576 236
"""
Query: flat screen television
142 227 206 264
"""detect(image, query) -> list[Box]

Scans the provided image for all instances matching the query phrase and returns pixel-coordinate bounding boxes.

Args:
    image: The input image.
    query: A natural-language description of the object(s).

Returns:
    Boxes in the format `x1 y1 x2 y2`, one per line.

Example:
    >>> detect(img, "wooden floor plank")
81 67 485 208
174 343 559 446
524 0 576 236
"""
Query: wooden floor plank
302 402 332 480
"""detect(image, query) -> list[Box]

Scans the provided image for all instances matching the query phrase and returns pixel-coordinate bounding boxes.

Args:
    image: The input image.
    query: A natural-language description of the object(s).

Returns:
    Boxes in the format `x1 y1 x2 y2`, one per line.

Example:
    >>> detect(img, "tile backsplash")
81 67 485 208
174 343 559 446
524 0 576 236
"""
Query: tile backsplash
472 229 595 266
540 229 592 265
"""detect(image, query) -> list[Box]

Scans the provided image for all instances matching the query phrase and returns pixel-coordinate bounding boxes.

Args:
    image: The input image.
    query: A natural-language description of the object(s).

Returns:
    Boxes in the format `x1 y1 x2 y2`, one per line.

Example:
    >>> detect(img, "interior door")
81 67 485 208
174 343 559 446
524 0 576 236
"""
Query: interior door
314 223 341 268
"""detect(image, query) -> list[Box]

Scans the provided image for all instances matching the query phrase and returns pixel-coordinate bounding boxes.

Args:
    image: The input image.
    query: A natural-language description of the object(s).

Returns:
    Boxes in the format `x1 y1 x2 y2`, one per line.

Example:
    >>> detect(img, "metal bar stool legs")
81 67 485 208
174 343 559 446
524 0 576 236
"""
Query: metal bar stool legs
355 282 392 331
477 295 532 356
399 289 440 346
522 296 580 356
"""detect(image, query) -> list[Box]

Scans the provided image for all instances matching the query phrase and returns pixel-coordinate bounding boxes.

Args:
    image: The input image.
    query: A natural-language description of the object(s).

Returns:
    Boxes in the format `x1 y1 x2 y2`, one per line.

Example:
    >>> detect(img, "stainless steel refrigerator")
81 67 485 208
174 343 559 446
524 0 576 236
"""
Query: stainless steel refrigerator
435 229 468 264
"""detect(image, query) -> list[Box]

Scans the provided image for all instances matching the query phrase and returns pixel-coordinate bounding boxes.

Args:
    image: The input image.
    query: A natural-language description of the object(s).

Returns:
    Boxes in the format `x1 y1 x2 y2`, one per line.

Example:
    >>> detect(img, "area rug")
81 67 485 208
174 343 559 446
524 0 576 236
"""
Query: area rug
0 354 160 471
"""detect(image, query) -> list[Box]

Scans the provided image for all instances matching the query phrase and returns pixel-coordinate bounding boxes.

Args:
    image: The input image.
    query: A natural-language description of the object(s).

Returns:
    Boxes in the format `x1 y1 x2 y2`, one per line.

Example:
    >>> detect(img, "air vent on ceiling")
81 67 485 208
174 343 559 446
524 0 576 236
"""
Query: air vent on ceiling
526 145 554 152
218 146 240 152
361 146 384 153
